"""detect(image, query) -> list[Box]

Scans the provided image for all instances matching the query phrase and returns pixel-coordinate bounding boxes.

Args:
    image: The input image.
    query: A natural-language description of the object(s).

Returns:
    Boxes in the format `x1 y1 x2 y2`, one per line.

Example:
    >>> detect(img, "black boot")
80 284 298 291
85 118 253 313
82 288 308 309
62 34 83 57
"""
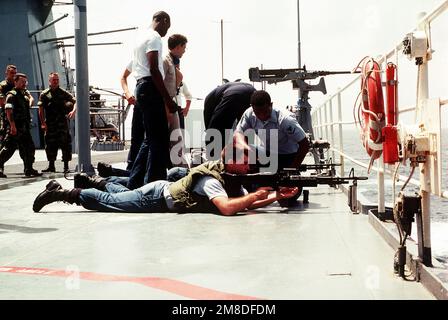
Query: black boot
97 162 113 177
74 173 107 190
46 179 63 191
42 161 56 173
33 181 81 212
25 168 42 177
63 161 70 173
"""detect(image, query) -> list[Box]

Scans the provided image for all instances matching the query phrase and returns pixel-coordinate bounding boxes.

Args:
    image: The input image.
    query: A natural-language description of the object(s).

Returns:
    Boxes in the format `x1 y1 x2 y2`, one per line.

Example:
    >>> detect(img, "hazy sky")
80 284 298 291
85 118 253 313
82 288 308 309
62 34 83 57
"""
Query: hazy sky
52 0 447 121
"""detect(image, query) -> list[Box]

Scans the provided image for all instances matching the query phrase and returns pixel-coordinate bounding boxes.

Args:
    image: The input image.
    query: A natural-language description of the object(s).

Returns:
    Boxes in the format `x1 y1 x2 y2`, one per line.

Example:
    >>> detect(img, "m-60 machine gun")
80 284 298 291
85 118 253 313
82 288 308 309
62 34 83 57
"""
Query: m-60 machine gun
223 165 368 213
249 66 359 166
249 66 353 86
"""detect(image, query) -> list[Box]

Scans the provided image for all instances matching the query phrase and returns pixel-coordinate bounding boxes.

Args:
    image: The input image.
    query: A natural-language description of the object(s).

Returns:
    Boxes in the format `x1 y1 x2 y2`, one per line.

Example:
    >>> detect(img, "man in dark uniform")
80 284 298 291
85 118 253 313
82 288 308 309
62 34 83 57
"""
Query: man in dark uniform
38 72 76 173
0 65 17 175
203 82 255 151
0 73 40 178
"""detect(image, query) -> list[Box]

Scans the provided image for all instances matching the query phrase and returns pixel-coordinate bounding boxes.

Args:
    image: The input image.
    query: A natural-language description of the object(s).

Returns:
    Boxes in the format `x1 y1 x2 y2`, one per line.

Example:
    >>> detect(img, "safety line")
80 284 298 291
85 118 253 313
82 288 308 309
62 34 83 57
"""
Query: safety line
0 266 262 300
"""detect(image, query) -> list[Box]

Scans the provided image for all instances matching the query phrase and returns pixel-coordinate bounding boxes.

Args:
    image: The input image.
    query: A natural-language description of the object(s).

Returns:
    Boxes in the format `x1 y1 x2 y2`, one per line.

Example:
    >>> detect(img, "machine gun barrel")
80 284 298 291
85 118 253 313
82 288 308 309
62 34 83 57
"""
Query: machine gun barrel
222 170 368 189
249 67 359 84
296 163 341 172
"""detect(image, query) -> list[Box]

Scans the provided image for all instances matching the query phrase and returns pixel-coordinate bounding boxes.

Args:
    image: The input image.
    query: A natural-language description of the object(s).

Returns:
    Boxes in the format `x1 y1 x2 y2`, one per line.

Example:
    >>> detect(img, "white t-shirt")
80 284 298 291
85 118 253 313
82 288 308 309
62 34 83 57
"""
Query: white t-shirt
164 176 227 212
132 28 164 80
192 176 247 199
193 176 228 200
126 60 133 72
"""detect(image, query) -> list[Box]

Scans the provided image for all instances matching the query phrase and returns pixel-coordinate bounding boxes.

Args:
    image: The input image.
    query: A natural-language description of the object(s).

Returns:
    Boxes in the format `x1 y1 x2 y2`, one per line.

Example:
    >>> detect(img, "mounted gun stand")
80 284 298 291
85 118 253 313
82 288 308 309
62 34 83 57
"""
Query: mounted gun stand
249 66 360 169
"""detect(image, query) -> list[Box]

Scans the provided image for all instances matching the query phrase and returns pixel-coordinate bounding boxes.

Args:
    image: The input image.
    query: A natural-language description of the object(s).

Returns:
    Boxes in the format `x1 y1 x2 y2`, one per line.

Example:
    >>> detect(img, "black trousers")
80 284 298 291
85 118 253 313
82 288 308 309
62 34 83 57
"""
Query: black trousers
127 77 170 189
0 126 35 170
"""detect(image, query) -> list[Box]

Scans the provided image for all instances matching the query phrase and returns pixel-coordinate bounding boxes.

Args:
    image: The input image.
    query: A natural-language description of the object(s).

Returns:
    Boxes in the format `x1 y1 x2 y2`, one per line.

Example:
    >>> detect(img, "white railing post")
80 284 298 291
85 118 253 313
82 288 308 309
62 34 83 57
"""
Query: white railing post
324 101 329 141
377 58 387 215
415 19 432 266
337 91 344 176
329 98 335 163
378 155 385 214
317 107 323 139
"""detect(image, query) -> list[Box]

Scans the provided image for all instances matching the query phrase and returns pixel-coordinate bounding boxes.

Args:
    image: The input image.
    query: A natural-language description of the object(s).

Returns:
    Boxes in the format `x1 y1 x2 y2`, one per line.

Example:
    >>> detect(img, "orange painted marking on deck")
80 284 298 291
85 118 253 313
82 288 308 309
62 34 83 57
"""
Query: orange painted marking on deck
0 266 262 300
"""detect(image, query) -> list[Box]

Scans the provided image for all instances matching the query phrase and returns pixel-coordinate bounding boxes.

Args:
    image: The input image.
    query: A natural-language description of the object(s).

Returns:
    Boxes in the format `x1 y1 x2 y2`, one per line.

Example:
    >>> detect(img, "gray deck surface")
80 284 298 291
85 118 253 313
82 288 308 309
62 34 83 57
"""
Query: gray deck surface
0 151 435 299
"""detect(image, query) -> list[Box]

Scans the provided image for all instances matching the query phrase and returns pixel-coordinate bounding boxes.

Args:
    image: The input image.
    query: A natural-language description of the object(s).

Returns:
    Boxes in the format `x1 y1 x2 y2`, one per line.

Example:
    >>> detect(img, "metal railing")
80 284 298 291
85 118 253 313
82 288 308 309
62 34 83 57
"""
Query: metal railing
27 90 129 145
311 1 448 266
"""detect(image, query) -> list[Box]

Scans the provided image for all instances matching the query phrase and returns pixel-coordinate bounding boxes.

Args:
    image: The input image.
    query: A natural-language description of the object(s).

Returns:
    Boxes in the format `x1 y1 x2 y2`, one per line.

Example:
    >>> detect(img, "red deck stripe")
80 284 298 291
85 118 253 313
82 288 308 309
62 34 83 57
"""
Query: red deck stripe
0 266 262 300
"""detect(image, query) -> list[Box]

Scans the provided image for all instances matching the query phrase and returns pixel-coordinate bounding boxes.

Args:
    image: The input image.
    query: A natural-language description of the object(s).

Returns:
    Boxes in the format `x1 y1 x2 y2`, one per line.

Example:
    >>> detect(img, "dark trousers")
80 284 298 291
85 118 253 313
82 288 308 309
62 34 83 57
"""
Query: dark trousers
126 103 145 171
278 153 297 169
178 110 185 130
0 127 35 170
107 167 188 186
44 129 72 162
127 77 170 189
205 96 250 150
254 145 297 171
110 166 131 177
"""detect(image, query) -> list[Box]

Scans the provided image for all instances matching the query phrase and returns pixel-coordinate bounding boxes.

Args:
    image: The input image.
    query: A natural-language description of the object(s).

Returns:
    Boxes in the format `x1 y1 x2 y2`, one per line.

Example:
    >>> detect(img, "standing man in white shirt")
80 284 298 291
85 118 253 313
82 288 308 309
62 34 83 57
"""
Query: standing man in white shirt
163 34 188 167
127 11 179 190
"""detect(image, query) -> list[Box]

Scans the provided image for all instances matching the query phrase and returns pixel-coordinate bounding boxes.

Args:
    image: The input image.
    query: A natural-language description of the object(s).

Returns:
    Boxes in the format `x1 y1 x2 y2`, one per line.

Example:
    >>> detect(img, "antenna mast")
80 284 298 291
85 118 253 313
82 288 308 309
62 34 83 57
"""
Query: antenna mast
297 0 301 69
297 0 301 99
221 18 224 84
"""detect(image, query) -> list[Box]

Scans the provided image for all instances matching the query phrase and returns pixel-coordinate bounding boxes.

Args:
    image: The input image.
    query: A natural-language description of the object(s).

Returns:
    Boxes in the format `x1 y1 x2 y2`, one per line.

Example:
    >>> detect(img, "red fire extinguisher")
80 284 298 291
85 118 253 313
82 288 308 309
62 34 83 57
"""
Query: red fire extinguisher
382 62 399 164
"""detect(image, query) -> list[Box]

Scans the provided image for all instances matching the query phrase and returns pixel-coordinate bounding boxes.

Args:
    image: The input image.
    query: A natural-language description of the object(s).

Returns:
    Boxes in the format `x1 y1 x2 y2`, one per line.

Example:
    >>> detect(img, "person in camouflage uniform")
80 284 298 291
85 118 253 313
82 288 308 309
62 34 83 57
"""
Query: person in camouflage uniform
38 72 76 173
0 65 17 174
0 73 40 178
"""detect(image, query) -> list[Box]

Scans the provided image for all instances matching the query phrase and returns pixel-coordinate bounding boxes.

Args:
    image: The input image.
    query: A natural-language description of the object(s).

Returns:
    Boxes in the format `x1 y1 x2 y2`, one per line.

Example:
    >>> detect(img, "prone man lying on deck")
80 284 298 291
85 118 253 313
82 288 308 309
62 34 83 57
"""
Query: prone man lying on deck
32 145 298 216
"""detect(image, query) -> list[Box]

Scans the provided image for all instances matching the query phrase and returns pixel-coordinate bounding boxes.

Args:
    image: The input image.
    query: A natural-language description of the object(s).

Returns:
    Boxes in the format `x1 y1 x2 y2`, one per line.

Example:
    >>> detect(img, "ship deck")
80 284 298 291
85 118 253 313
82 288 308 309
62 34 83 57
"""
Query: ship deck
0 150 436 299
